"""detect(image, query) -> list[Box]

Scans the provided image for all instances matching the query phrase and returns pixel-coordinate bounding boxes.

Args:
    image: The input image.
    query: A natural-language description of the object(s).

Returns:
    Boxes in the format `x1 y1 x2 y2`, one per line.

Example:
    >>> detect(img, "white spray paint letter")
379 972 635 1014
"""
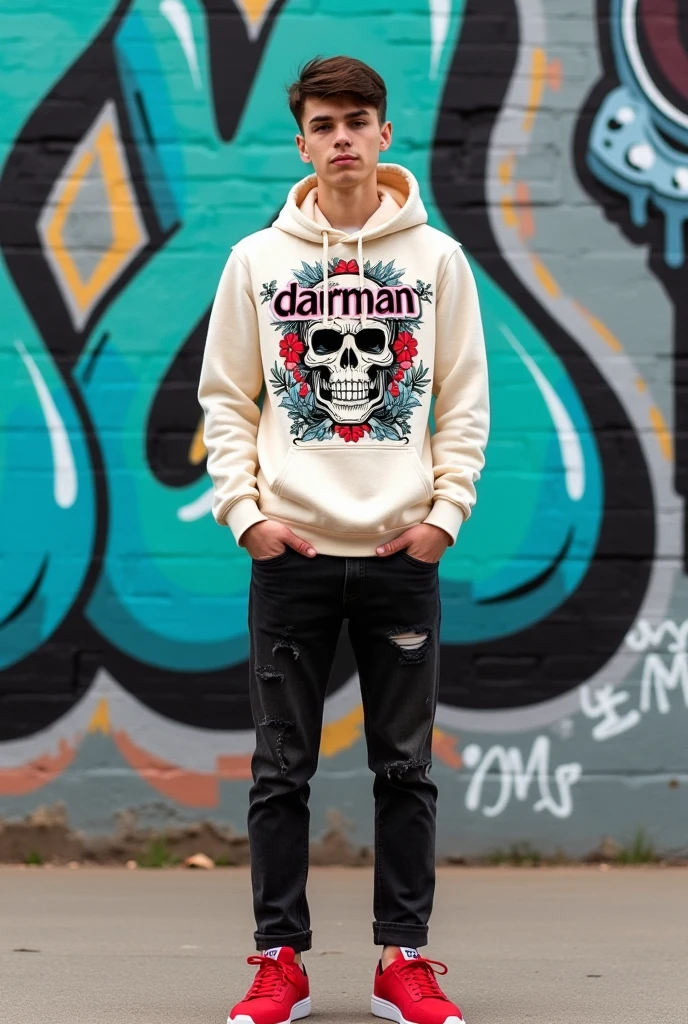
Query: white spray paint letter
462 736 581 819
580 683 642 741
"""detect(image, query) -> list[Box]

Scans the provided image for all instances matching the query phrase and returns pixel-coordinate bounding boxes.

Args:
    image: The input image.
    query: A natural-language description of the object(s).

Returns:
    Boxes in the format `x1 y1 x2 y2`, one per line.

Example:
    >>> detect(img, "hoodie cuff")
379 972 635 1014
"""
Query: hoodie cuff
224 498 268 546
423 498 465 545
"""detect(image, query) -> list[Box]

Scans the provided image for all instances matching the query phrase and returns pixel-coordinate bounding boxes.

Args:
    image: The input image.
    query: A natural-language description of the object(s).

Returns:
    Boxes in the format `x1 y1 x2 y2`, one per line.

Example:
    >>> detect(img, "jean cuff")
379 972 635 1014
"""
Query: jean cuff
373 922 428 947
254 929 312 953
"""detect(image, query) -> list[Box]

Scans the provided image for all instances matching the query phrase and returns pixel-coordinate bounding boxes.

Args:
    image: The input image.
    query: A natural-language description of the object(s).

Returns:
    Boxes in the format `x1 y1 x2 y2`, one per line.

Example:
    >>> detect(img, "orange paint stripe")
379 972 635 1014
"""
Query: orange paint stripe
0 739 76 796
573 300 623 352
547 57 563 92
515 181 535 239
523 47 546 134
114 730 218 807
530 254 560 297
500 195 518 229
320 704 364 758
432 728 462 769
572 305 671 460
649 405 673 461
498 153 514 186
189 417 207 465
216 754 253 780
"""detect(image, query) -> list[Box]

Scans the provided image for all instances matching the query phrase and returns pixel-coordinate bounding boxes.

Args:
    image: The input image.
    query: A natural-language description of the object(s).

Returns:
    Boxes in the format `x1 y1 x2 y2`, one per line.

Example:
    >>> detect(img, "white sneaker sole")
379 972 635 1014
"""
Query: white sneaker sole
371 994 465 1024
228 995 311 1024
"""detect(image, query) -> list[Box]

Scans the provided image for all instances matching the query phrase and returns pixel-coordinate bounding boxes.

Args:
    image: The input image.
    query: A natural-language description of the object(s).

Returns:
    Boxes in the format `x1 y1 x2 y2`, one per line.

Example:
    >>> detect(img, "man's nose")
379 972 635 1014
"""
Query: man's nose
334 125 352 147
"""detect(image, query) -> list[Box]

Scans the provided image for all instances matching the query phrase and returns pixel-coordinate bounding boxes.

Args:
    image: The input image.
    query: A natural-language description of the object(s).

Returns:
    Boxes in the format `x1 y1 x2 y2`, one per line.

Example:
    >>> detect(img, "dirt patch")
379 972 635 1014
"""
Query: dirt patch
3 806 685 867
0 804 250 866
0 804 371 866
0 804 84 863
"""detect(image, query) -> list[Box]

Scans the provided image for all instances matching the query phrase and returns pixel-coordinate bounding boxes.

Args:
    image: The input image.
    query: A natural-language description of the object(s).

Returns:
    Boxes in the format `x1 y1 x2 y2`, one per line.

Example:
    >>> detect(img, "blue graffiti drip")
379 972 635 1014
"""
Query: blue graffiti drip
587 0 688 268
588 86 688 268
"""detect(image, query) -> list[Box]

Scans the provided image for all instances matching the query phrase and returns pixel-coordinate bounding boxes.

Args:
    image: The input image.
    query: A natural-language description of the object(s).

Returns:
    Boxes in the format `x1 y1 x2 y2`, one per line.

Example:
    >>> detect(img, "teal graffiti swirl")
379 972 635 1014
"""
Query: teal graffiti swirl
0 0 603 673
0 2 119 669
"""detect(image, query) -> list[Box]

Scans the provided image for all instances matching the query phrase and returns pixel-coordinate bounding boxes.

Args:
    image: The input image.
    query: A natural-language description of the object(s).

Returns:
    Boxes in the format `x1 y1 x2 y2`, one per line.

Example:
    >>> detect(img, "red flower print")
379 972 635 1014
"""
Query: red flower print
389 381 400 398
393 368 404 381
334 423 371 443
293 368 304 383
334 259 359 274
298 382 309 397
392 331 417 370
280 332 304 370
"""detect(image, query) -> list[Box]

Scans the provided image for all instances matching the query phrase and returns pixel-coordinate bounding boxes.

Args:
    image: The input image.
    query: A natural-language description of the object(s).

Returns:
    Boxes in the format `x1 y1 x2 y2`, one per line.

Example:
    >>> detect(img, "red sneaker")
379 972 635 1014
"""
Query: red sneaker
371 948 465 1024
228 947 311 1024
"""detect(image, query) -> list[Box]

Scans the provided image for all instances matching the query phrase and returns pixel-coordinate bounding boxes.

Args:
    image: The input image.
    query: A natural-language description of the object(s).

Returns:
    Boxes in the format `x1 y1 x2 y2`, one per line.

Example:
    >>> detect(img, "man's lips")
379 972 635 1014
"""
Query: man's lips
332 155 357 164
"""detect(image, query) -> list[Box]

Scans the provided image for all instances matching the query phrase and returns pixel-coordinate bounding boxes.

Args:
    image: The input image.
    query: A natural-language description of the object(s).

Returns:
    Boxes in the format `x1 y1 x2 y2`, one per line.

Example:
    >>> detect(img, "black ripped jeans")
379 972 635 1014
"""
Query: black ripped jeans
247 547 441 952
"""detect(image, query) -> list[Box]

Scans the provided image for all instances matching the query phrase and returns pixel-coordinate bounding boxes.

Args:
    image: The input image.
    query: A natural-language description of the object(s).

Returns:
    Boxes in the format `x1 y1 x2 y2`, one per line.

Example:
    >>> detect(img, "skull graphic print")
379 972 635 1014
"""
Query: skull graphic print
303 301 395 424
267 257 432 443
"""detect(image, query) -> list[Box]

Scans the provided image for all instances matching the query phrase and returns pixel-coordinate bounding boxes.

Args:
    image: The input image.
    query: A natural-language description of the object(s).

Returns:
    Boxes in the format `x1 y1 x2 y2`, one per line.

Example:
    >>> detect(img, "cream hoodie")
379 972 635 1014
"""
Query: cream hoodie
198 164 489 557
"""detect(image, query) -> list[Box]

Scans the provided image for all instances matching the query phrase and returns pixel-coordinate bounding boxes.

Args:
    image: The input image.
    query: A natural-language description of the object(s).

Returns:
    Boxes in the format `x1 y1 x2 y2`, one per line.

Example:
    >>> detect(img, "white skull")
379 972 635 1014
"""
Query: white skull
303 316 395 424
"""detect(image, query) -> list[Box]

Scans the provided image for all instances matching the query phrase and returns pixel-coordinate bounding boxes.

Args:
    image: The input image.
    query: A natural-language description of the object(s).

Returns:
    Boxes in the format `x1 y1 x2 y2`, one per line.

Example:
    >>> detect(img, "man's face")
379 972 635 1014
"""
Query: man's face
296 95 392 186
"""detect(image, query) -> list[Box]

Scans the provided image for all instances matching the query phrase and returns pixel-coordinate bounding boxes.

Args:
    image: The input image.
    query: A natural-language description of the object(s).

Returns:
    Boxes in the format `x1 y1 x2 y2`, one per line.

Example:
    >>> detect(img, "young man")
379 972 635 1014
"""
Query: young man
198 56 489 1024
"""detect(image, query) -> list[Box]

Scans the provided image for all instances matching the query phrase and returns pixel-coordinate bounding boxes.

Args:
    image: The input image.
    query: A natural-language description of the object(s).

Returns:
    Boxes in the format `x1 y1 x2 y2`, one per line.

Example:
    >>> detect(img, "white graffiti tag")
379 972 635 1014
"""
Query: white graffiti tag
462 736 582 819
581 619 688 741
626 619 688 654
579 683 642 740
639 652 688 714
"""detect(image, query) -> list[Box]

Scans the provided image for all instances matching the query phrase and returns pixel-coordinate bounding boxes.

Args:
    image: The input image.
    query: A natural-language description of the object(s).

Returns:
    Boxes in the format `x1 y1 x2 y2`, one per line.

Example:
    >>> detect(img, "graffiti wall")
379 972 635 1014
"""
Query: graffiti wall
1 0 687 858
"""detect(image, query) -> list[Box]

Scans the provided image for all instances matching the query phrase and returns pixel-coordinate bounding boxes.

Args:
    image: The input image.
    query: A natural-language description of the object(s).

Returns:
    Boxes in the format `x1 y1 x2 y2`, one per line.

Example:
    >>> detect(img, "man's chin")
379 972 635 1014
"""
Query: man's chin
320 164 373 187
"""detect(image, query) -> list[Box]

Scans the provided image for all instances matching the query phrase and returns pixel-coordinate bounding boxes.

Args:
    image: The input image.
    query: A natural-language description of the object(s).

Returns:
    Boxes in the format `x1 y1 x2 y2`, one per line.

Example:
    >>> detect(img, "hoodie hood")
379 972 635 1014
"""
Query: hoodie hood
273 164 427 326
272 163 427 244
299 185 402 233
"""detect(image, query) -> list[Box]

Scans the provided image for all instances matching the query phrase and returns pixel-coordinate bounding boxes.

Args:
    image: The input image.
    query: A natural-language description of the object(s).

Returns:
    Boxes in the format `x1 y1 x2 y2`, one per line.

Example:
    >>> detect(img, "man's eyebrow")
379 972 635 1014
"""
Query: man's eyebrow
308 109 369 125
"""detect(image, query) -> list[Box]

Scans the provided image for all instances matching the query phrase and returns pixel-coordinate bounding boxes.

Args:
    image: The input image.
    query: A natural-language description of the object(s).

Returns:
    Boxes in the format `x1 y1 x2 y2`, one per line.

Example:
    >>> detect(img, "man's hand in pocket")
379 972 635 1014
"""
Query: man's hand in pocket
243 520 317 560
376 523 450 563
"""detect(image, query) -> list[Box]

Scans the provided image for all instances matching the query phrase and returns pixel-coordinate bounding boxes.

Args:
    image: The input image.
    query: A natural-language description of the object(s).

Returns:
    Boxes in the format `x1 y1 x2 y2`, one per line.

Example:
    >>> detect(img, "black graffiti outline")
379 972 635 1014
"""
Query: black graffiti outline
430 0 655 711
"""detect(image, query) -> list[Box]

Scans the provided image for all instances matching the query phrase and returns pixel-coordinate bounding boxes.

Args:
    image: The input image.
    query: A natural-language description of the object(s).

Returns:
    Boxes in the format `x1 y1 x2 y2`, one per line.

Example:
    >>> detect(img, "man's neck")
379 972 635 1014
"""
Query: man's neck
316 172 381 232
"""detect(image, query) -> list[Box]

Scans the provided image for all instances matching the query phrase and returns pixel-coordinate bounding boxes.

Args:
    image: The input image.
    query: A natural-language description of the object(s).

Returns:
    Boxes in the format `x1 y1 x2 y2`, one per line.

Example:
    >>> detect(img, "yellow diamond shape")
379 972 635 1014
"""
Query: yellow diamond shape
39 101 147 330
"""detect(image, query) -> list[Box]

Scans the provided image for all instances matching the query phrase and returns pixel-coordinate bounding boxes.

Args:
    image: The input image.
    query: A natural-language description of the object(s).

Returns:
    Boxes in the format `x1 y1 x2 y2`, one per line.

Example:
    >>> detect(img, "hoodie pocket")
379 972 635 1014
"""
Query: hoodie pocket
269 444 433 535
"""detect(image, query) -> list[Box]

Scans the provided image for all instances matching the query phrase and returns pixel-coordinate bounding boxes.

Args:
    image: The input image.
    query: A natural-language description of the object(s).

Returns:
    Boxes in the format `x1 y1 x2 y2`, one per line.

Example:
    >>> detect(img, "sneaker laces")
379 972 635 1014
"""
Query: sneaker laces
245 955 291 999
396 957 449 999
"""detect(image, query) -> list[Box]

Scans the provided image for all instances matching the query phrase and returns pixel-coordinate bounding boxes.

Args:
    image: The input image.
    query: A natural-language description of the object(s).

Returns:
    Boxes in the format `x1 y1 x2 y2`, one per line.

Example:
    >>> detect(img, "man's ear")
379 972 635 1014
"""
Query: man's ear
296 133 311 164
379 120 393 152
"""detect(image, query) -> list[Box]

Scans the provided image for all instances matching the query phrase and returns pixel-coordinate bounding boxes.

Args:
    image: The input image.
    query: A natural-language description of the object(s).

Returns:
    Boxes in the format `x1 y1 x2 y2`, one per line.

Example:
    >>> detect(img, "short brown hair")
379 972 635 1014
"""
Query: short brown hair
287 56 387 131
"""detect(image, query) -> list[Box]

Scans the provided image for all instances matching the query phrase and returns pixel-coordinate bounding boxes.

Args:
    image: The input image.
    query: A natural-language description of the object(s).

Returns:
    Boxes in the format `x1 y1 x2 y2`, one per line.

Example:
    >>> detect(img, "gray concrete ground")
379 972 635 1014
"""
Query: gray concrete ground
1 866 687 1024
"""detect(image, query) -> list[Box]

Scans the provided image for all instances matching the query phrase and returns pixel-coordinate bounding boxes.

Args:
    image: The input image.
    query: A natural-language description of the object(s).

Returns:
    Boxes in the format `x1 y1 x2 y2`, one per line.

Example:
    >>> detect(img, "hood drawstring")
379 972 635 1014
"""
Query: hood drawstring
321 230 329 326
357 233 368 327
321 229 368 327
